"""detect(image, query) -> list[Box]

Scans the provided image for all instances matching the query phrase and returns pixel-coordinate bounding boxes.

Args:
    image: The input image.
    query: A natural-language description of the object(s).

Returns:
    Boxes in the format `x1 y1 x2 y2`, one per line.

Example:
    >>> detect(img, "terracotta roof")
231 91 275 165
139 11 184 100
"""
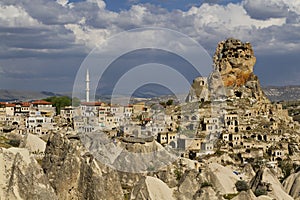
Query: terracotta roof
81 102 102 106
5 103 16 107
32 100 52 105
21 102 31 107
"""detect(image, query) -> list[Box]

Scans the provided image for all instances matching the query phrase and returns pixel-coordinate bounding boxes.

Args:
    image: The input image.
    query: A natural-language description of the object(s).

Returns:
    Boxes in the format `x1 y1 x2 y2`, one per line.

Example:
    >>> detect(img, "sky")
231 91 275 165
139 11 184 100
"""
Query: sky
0 0 299 93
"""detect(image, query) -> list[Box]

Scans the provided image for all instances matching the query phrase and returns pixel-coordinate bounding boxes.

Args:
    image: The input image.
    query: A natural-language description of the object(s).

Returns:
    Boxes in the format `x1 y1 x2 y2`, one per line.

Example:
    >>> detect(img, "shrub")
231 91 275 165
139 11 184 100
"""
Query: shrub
254 188 267 196
223 193 239 199
174 168 183 181
166 99 173 106
201 181 212 188
8 139 20 147
235 180 249 192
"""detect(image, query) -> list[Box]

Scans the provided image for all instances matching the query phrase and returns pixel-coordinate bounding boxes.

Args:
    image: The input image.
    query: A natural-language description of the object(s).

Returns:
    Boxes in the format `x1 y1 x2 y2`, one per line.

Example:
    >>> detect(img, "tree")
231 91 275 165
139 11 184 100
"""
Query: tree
44 96 72 114
166 99 174 106
72 97 81 107
235 180 249 192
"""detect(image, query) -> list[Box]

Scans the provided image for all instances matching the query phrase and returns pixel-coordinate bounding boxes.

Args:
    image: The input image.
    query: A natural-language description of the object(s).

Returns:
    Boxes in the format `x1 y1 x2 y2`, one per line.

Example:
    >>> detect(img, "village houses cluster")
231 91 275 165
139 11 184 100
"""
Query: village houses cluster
0 69 299 169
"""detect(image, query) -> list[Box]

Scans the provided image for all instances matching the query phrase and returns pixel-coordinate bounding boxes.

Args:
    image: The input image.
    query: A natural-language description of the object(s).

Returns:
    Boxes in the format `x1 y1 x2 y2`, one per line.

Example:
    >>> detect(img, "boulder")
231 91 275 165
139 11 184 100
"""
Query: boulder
232 190 257 200
19 133 46 154
204 162 239 194
130 176 175 200
195 186 219 200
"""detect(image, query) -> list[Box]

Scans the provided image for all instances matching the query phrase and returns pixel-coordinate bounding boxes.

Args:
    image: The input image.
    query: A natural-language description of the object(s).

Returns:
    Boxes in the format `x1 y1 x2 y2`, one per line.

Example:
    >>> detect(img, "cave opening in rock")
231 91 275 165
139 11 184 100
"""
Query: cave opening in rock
234 91 242 98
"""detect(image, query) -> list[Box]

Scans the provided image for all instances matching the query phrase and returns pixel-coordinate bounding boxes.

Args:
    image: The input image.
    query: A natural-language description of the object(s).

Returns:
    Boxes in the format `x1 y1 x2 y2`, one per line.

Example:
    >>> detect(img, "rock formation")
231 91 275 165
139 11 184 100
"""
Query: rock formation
42 133 124 200
204 162 239 194
283 171 300 199
19 133 46 154
0 148 57 200
175 170 204 200
187 38 268 102
213 38 256 87
186 77 209 102
130 176 175 200
250 168 293 200
232 190 257 200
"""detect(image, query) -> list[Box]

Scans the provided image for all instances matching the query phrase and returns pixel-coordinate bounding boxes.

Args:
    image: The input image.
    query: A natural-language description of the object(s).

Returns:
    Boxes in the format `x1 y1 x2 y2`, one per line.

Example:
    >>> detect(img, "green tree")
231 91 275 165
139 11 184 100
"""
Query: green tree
44 96 72 114
72 97 81 107
235 180 249 192
166 99 173 106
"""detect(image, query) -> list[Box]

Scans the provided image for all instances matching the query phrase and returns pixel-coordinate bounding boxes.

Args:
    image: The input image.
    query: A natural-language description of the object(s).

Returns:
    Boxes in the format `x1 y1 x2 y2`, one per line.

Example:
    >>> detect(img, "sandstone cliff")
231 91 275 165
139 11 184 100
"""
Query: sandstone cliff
283 171 300 199
187 38 269 102
42 133 124 200
0 148 57 200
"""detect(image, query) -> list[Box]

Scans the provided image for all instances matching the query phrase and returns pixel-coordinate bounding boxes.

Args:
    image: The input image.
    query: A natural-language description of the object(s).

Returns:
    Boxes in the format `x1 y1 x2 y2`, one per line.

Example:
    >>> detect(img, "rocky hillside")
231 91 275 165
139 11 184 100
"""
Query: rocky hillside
262 85 300 101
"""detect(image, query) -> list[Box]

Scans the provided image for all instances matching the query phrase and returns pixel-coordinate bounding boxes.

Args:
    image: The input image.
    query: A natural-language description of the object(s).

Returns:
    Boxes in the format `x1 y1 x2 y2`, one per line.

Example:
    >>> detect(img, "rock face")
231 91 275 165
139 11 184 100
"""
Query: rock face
283 171 300 199
213 38 256 87
186 77 209 102
250 168 293 200
211 38 267 101
19 133 46 154
232 190 257 200
42 133 124 200
175 170 204 200
0 147 57 200
187 38 268 102
130 176 175 200
204 162 239 194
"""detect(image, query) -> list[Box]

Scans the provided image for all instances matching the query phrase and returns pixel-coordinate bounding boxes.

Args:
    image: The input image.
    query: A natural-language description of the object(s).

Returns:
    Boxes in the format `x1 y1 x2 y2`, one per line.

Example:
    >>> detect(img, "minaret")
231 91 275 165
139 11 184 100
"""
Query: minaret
86 68 90 102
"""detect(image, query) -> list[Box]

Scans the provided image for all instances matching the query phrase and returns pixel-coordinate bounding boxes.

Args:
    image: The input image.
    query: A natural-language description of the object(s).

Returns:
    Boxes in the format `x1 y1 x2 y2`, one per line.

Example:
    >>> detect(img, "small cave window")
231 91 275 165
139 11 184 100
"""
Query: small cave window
234 91 242 98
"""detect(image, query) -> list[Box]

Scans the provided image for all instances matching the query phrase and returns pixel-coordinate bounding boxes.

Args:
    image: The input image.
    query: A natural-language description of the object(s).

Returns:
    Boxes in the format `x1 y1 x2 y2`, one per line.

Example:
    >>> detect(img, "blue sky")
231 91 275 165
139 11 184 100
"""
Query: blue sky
0 0 299 93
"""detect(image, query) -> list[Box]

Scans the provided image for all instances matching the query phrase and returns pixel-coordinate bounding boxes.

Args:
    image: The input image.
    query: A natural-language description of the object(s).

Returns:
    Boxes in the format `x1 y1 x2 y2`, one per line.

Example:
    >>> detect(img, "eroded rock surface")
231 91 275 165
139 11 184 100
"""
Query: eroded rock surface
187 38 268 102
283 171 300 199
42 133 124 200
130 176 175 200
0 148 57 200
250 168 293 200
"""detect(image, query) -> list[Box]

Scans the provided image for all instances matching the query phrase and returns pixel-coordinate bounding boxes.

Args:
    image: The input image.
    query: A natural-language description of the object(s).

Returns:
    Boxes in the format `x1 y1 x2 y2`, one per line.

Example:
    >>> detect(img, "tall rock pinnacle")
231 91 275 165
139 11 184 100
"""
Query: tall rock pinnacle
213 38 256 87
187 38 268 102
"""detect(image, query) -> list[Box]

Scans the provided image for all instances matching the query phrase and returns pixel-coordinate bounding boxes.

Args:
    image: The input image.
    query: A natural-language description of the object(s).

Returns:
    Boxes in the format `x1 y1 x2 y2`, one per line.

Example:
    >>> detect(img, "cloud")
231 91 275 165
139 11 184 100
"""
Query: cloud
0 4 41 27
243 0 300 21
0 0 299 91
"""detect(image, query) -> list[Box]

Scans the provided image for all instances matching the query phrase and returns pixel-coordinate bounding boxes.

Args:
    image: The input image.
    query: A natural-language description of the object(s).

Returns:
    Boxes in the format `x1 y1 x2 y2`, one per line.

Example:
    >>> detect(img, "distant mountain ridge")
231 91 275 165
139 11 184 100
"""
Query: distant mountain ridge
0 85 299 102
262 85 300 102
0 89 61 102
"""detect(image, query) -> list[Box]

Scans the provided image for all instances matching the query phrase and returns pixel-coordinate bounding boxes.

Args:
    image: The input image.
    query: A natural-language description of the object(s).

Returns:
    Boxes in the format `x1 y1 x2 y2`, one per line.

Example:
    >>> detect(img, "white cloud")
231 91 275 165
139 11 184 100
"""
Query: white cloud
0 5 41 27
60 1 295 55
243 0 300 21
56 0 68 7
0 0 299 91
